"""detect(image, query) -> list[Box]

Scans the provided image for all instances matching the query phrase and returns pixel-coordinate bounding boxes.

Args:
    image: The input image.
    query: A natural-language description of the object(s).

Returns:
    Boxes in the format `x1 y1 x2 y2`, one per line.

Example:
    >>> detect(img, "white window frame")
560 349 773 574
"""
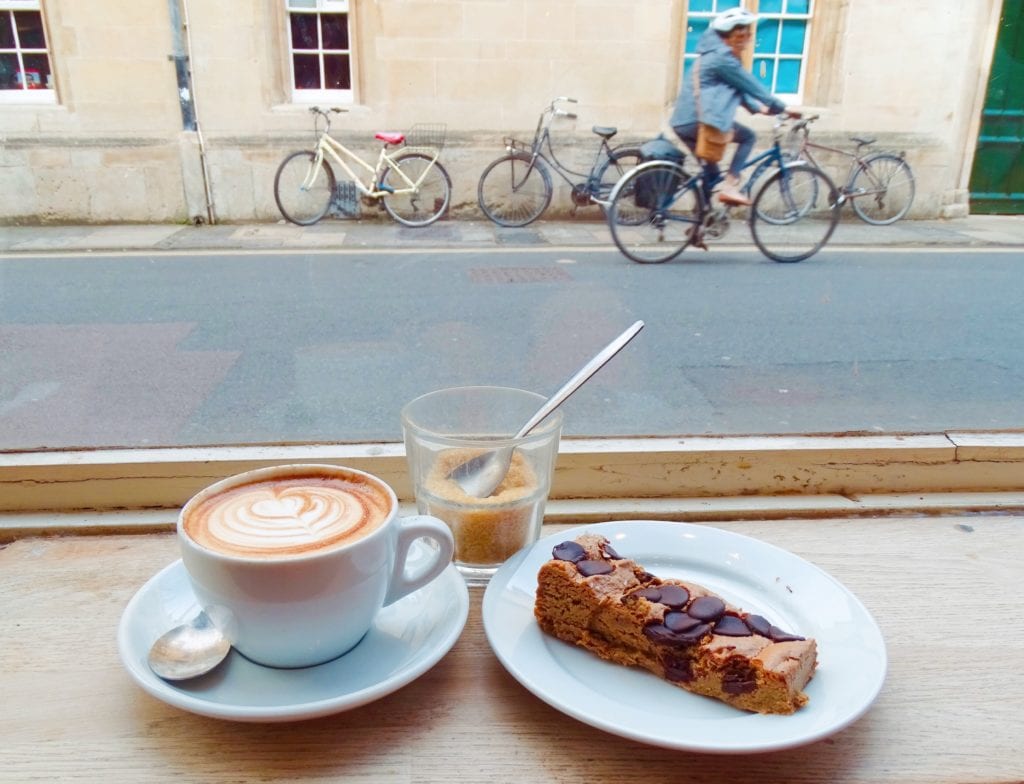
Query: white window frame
683 0 813 105
285 0 353 105
0 0 55 105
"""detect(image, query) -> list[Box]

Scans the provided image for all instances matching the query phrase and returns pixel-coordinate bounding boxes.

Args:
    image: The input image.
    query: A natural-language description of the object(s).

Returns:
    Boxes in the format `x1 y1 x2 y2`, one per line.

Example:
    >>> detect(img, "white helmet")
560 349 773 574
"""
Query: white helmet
711 7 757 32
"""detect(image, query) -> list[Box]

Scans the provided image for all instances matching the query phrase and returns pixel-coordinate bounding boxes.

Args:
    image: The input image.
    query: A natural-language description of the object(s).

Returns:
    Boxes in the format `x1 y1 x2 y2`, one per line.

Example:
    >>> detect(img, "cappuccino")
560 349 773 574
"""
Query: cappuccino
183 471 391 558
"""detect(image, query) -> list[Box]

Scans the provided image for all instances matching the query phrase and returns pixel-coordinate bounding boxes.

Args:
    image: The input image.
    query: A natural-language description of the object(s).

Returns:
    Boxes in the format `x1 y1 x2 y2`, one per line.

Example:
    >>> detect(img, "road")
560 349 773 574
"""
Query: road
1 245 1021 450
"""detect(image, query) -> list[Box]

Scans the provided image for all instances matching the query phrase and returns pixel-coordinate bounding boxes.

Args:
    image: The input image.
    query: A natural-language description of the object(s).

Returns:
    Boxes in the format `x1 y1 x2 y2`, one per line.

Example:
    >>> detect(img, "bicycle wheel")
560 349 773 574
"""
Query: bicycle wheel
593 146 644 203
380 152 451 227
477 152 553 227
607 161 702 264
849 153 915 225
274 150 336 226
749 164 839 263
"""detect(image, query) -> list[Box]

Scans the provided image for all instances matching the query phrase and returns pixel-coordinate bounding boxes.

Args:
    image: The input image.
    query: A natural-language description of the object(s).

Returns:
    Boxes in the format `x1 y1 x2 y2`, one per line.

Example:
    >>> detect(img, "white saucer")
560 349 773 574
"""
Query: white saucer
482 521 887 753
118 553 469 722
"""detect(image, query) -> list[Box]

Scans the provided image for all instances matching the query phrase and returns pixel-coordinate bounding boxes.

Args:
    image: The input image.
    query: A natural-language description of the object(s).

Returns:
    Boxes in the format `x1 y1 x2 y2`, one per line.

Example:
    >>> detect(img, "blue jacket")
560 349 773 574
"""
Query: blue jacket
670 27 786 132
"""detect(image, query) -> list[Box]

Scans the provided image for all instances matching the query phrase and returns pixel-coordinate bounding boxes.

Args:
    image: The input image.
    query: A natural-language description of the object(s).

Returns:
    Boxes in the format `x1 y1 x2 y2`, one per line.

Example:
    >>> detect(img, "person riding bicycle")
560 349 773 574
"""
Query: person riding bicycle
670 7 797 206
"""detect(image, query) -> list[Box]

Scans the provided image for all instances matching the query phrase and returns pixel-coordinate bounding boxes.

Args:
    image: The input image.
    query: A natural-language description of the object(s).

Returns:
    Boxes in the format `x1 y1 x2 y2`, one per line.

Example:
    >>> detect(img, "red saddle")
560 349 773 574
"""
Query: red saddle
375 132 406 145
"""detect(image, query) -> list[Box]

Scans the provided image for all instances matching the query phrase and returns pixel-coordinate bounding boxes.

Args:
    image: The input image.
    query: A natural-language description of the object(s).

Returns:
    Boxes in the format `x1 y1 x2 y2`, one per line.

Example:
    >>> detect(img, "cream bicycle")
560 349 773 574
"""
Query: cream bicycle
274 107 452 227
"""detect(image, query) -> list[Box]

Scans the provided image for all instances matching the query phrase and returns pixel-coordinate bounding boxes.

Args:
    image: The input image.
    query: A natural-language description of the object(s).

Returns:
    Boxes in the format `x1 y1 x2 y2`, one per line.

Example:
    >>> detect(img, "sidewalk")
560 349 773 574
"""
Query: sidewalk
1 214 1022 254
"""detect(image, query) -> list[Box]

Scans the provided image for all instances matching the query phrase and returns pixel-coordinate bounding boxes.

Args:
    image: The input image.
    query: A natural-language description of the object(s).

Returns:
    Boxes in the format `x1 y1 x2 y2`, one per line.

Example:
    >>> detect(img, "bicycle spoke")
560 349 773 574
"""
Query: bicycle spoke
478 153 552 227
607 163 700 264
381 153 451 227
850 154 915 225
750 166 839 262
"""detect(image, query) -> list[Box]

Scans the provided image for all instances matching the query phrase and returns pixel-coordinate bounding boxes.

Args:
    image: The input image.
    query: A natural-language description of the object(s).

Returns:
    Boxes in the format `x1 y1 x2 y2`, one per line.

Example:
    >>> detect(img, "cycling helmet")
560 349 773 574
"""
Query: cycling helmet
711 7 757 32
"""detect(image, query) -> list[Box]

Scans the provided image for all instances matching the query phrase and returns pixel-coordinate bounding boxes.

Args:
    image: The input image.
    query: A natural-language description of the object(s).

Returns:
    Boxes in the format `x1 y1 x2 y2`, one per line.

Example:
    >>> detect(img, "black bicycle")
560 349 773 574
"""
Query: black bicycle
477 97 643 227
607 113 840 264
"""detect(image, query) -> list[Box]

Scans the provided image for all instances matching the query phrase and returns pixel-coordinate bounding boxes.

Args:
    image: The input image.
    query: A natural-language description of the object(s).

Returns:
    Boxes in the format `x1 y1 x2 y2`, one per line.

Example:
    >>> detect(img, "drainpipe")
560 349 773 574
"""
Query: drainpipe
168 0 216 224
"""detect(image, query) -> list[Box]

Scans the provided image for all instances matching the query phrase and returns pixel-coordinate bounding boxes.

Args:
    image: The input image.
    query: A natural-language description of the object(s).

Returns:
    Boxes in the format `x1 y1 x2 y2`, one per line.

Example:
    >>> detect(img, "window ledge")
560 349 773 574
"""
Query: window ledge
2 432 1023 515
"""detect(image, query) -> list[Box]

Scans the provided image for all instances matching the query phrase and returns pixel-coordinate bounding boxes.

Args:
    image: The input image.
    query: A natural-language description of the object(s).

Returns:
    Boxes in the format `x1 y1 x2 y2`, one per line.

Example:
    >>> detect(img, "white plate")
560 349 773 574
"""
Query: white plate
118 553 469 722
482 521 886 753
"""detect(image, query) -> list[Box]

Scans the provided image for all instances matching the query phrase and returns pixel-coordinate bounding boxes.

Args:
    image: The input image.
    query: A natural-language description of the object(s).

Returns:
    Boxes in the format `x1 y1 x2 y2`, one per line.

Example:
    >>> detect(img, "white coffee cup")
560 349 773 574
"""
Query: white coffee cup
177 463 455 668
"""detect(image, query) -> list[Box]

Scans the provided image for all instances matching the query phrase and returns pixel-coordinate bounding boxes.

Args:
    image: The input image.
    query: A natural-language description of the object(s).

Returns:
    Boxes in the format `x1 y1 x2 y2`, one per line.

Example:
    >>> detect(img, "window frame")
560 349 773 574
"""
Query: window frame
0 0 55 105
284 0 354 105
682 0 814 105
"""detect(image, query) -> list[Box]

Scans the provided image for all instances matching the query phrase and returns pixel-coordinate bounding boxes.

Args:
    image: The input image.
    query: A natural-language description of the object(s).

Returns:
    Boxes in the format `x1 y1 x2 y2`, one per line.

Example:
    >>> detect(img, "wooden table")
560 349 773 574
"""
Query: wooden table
2 517 1022 783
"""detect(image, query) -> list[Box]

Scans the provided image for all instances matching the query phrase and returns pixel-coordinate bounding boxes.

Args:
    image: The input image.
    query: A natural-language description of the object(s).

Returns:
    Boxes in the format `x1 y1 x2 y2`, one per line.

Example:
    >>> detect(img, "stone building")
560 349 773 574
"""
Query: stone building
0 0 1018 224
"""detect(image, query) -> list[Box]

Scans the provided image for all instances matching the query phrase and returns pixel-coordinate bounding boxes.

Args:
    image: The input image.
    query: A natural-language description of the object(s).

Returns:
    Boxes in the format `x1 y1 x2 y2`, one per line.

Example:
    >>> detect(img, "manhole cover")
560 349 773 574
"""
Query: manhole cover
468 267 573 283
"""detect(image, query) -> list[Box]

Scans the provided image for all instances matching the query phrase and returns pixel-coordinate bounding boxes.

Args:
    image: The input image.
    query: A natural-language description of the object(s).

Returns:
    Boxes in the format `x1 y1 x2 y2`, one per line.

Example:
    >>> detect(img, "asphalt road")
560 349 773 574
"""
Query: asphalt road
1 245 1021 450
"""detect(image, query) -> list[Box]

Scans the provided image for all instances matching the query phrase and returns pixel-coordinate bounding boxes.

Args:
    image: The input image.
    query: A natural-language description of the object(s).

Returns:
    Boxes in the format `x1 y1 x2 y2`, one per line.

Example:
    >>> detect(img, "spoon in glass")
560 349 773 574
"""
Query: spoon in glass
447 320 645 498
148 610 231 681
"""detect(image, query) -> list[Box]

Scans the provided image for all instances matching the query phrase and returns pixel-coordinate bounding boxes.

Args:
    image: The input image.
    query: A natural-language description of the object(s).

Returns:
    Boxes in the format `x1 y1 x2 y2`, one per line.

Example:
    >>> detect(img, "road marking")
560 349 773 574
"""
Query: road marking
0 244 1020 260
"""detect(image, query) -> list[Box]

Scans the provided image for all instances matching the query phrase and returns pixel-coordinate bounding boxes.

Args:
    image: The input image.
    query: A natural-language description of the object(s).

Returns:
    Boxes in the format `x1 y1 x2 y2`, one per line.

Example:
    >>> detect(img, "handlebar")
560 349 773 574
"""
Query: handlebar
308 105 348 131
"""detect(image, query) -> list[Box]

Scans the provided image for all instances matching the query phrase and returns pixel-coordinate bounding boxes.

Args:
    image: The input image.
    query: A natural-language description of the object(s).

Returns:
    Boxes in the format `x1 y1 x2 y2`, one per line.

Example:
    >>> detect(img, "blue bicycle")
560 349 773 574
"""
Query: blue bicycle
606 114 840 263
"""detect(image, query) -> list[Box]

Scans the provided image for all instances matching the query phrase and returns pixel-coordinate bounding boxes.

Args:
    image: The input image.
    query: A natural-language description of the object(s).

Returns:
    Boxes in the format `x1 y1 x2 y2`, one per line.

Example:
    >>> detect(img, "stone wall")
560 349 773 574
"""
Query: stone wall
0 0 1006 223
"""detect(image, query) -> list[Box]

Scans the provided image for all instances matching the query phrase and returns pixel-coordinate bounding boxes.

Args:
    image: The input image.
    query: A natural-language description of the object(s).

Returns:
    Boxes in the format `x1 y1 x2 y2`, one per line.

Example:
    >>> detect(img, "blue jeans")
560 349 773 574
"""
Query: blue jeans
673 121 756 198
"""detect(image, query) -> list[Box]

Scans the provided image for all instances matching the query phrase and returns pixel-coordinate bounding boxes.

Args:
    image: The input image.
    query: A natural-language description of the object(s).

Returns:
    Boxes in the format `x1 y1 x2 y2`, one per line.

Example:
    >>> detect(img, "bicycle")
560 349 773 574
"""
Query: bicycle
606 113 840 264
274 106 452 228
477 97 643 227
745 114 915 225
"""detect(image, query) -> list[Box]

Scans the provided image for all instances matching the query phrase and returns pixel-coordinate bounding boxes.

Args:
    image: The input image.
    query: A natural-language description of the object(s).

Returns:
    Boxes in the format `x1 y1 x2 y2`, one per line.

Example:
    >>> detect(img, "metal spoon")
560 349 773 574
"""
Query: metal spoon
148 611 231 681
448 320 645 498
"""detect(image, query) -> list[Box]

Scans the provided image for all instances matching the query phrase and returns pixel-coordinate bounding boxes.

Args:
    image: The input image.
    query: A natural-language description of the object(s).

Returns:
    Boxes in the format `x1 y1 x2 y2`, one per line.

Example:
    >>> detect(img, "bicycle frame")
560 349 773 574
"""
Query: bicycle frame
307 131 439 200
787 121 907 204
505 98 621 195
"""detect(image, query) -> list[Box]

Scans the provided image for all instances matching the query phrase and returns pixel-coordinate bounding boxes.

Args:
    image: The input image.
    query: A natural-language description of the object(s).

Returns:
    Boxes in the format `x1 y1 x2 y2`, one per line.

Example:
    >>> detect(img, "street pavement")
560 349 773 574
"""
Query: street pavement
0 213 1022 254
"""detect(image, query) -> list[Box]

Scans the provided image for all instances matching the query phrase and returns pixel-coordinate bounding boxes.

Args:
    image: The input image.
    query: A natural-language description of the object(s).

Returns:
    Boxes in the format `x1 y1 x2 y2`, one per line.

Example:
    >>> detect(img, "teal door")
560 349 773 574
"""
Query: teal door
969 0 1024 214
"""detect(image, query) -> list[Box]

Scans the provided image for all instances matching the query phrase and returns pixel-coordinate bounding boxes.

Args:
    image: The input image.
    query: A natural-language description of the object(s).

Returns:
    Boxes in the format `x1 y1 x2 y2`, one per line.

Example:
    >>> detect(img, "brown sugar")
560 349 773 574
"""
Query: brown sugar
421 448 543 565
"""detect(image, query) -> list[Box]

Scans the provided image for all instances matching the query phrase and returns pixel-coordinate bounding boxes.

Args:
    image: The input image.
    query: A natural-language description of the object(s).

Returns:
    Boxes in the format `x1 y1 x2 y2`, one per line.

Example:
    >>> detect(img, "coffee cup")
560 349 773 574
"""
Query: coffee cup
177 463 455 668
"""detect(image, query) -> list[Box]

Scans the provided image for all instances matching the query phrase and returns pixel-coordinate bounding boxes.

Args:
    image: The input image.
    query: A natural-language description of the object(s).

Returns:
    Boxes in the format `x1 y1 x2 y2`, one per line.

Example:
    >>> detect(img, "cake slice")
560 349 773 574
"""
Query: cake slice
534 534 817 714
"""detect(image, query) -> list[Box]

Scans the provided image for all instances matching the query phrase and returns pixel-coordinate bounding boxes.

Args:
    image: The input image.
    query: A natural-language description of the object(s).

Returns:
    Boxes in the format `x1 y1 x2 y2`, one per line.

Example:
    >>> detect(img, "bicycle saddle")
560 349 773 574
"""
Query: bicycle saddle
850 136 876 146
375 132 406 145
591 125 618 139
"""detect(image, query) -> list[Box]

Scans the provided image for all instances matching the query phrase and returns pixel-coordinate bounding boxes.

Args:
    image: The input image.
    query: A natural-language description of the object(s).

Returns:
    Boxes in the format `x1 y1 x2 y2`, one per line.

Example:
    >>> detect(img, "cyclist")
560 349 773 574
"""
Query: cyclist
669 7 797 206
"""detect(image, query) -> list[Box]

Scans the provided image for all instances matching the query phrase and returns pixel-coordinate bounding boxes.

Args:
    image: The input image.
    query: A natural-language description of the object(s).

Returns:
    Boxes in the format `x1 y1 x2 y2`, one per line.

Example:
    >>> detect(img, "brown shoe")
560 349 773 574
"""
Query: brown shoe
718 187 752 206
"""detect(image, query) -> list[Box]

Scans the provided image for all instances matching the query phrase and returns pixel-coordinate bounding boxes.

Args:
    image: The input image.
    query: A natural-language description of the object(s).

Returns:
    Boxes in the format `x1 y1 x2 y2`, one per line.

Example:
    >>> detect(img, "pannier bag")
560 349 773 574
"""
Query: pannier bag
634 136 686 209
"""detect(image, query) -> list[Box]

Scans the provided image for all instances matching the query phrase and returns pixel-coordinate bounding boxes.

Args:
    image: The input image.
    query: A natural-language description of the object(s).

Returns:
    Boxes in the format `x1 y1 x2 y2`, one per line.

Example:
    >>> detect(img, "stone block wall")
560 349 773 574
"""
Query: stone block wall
0 0 1006 223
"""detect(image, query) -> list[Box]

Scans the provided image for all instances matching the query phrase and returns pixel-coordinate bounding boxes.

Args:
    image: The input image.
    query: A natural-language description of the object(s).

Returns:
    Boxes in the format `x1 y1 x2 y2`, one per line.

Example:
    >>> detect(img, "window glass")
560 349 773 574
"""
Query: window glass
779 19 806 54
0 4 54 96
286 0 352 101
683 0 811 100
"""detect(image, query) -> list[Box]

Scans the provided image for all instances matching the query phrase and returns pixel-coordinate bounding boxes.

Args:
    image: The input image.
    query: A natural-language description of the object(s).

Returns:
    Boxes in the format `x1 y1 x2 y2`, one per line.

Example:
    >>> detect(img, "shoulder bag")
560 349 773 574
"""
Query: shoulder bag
692 58 732 163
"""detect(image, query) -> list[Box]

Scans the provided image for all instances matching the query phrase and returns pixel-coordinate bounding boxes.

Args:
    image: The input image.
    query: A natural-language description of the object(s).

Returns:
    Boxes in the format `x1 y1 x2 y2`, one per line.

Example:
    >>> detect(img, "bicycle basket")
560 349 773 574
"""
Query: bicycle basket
405 123 447 153
783 126 805 160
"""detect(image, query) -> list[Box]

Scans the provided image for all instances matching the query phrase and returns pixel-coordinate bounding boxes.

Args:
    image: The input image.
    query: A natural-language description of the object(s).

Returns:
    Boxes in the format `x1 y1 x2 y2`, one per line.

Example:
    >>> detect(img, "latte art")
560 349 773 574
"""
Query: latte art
185 475 391 558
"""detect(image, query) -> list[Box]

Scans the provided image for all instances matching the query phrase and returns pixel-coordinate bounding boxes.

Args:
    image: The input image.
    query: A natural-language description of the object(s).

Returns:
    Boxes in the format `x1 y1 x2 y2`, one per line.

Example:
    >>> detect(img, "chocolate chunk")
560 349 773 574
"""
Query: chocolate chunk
642 623 677 646
745 614 772 637
552 541 587 563
768 625 805 643
657 585 690 609
663 657 694 683
688 596 726 622
722 676 757 695
601 542 622 560
713 615 752 637
632 586 663 602
638 571 658 584
664 612 701 633
643 622 710 647
576 559 614 577
722 665 757 694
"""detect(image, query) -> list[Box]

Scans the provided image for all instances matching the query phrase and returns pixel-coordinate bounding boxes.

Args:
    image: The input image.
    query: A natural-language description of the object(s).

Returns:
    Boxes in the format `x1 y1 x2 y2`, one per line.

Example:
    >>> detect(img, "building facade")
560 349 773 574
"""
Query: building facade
0 0 1016 224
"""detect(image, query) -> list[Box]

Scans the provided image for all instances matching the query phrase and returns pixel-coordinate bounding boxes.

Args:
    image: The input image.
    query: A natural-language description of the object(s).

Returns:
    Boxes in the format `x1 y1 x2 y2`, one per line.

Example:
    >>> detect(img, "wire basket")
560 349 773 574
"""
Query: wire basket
405 123 447 153
782 126 805 160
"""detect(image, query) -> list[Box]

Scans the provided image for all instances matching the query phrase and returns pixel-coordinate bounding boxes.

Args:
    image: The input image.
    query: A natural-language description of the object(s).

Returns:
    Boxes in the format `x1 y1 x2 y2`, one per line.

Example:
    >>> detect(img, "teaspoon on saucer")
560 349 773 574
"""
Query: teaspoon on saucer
148 611 231 681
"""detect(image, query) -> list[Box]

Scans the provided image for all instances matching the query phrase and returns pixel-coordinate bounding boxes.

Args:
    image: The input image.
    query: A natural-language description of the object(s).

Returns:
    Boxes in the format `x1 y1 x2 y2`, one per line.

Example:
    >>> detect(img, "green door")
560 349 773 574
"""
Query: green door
969 0 1024 214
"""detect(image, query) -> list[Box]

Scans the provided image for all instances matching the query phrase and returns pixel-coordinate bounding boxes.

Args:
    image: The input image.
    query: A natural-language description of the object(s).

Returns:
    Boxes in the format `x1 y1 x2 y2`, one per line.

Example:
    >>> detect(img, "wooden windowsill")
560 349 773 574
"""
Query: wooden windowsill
2 515 1021 783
